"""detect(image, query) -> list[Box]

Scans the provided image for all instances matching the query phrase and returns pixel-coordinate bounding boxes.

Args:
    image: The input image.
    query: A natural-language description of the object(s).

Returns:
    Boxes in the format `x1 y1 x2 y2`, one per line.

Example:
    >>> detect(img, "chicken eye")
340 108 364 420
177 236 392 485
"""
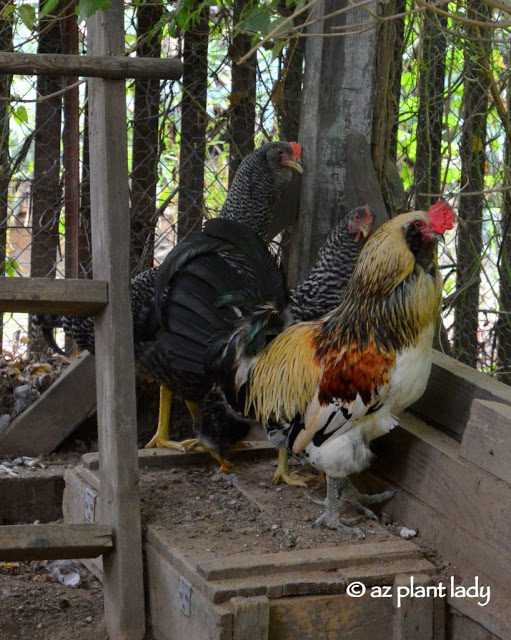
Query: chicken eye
414 220 423 229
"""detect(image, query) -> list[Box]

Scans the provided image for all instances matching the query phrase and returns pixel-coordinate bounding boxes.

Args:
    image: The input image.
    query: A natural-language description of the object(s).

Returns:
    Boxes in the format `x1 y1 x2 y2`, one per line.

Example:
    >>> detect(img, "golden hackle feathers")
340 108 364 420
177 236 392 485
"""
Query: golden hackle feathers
320 211 442 354
246 322 321 424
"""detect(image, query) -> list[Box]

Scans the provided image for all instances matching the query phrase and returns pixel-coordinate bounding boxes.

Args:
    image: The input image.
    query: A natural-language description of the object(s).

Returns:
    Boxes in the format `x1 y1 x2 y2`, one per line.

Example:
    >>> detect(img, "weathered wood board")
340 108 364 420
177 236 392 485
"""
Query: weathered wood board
412 350 511 440
0 352 96 456
460 400 511 484
0 277 107 314
0 523 112 561
0 51 182 80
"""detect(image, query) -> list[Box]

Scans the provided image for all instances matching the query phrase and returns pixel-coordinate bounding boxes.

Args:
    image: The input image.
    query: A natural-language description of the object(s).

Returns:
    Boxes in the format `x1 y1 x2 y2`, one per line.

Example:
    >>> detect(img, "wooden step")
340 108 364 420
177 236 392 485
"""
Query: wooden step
0 523 113 561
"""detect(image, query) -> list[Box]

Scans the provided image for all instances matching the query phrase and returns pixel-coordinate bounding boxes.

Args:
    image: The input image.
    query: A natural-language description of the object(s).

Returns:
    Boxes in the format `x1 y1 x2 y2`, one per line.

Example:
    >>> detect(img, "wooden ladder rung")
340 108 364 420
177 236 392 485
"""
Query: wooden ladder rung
0 278 108 315
0 523 113 561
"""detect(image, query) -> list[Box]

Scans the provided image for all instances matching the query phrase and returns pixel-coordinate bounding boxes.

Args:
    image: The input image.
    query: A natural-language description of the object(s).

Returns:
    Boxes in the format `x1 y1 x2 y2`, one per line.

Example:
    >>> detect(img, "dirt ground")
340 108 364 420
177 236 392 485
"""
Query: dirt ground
0 401 451 640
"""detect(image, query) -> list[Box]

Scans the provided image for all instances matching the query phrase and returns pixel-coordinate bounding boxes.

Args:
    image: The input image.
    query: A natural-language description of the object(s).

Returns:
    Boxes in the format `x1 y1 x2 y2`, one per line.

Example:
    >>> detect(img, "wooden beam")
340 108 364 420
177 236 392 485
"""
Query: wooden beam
0 352 96 456
412 349 511 440
0 523 112 561
88 1 145 637
0 277 107 314
0 51 182 79
460 400 511 484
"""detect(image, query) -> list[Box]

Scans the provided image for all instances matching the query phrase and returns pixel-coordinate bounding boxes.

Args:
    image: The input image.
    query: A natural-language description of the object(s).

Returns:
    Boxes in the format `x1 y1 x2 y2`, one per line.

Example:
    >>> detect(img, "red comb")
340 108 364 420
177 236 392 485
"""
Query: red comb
428 201 455 234
289 141 301 159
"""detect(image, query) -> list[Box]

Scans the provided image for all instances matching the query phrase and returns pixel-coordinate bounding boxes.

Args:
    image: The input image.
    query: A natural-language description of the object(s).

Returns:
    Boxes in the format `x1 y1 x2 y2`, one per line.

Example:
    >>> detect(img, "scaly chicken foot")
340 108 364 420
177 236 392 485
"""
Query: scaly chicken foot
144 387 186 451
179 439 236 474
341 479 398 521
311 477 396 534
272 449 319 488
312 477 365 537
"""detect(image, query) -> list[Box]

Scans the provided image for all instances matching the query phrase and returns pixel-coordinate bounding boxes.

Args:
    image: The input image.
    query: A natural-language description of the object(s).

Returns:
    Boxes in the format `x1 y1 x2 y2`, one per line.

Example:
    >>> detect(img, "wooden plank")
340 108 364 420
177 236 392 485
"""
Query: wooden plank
147 545 233 640
371 412 511 557
82 440 277 470
0 51 182 79
460 400 511 483
0 352 96 456
356 472 511 639
0 277 107 314
0 470 64 525
88 1 145 638
0 523 112 561
412 350 511 440
393 574 435 640
268 593 393 640
196 540 422 581
230 596 269 640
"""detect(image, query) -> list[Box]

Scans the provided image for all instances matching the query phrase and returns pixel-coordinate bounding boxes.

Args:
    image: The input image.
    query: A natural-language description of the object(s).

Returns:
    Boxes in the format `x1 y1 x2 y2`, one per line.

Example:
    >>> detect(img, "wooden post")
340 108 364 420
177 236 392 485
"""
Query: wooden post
87 1 146 638
287 0 389 286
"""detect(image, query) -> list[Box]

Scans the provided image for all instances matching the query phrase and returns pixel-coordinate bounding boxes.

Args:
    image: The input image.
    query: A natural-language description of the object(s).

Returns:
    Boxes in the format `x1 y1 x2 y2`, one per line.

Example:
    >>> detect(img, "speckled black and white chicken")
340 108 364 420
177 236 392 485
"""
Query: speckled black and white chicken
32 141 303 450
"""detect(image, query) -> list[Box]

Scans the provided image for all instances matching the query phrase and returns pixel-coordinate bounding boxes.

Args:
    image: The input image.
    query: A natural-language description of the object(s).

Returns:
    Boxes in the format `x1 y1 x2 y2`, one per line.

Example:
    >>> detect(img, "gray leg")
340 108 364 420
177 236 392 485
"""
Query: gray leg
312 476 365 537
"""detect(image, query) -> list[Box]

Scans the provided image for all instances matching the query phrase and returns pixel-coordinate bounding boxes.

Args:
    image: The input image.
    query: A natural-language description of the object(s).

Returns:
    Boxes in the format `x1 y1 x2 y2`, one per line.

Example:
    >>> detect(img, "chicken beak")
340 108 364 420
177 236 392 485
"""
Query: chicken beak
433 230 445 242
360 223 373 239
283 158 304 174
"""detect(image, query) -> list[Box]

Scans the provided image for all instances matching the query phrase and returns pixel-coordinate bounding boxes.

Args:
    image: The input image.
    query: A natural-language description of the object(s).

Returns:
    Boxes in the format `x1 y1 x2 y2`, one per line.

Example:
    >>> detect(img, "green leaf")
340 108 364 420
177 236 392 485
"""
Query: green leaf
18 4 36 30
39 0 59 20
76 0 111 23
271 39 285 61
244 7 270 35
14 105 28 124
1 4 15 19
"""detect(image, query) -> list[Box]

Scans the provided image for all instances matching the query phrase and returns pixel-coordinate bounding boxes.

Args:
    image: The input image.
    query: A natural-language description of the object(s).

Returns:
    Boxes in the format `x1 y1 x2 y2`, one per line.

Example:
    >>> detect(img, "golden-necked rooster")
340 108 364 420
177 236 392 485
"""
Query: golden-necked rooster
197 203 454 532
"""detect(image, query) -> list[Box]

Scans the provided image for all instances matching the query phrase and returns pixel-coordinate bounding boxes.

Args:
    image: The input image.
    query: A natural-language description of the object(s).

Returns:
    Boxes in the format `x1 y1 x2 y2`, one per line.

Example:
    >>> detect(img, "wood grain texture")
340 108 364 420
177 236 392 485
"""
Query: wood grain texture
393 574 436 640
460 400 511 483
81 441 277 470
0 352 96 456
88 0 145 637
230 596 269 640
0 51 182 79
0 277 107 314
372 412 511 557
413 350 511 440
0 523 112 561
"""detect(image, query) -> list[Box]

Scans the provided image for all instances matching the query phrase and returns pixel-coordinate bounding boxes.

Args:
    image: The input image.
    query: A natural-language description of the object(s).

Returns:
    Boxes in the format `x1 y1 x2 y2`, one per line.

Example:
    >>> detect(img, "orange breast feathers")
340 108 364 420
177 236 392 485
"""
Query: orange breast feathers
317 343 396 407
245 322 322 424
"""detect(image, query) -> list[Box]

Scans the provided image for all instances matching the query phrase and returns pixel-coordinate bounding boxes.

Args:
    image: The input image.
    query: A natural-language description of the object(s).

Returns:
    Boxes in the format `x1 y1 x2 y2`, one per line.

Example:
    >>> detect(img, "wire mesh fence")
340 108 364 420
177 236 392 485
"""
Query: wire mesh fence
0 0 510 389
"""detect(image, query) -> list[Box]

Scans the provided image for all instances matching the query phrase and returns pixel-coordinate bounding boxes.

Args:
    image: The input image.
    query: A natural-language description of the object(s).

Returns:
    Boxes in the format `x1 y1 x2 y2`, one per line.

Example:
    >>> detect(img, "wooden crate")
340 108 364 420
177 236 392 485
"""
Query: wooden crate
63 445 444 640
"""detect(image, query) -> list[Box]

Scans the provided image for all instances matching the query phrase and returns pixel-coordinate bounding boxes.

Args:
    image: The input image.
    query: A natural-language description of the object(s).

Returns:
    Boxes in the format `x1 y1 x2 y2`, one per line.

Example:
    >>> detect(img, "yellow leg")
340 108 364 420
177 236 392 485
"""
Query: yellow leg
272 448 319 487
144 387 185 451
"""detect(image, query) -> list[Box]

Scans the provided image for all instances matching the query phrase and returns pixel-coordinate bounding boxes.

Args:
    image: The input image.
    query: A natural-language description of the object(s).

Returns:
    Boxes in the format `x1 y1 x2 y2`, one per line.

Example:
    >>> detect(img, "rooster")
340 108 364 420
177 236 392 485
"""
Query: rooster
191 203 454 531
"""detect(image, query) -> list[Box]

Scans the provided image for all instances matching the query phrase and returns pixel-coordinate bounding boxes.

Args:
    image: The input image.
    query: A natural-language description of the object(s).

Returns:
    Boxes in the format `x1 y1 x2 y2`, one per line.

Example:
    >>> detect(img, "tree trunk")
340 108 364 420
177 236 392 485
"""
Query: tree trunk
288 0 388 288
413 9 447 211
79 89 92 278
496 107 511 383
176 3 209 240
30 0 63 279
0 0 12 349
228 0 256 187
130 0 163 274
268 2 305 243
453 0 489 367
371 0 406 214
62 0 80 281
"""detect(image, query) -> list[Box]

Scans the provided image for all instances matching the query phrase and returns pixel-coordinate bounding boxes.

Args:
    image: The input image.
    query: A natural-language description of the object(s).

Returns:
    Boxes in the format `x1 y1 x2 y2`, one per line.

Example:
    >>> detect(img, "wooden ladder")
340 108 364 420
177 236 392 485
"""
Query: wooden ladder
0 3 182 639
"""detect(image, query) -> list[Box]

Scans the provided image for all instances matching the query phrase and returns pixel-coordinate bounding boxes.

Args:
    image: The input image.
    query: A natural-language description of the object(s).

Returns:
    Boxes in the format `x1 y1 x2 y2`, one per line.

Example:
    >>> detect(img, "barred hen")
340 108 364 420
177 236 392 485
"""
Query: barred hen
191 204 454 531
